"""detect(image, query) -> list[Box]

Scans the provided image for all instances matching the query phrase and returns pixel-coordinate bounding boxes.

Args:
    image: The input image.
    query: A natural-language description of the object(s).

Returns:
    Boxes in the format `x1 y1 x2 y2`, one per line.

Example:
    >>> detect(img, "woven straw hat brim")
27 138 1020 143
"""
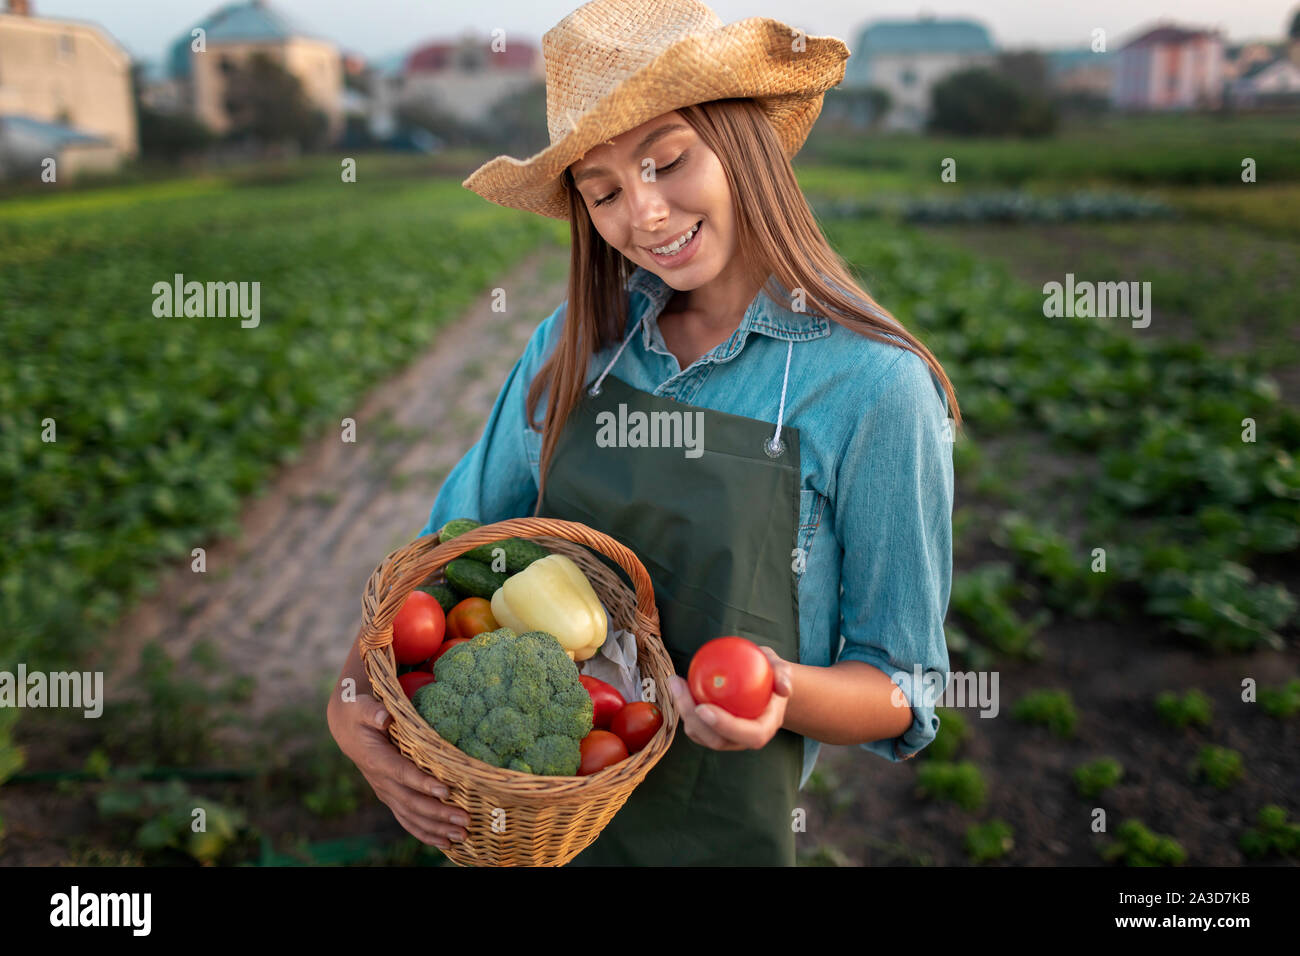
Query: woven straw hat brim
462 16 849 221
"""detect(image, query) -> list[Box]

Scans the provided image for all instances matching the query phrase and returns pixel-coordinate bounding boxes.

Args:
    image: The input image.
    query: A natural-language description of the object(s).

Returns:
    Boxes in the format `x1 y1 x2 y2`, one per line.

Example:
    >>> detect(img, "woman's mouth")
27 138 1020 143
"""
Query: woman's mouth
644 220 703 267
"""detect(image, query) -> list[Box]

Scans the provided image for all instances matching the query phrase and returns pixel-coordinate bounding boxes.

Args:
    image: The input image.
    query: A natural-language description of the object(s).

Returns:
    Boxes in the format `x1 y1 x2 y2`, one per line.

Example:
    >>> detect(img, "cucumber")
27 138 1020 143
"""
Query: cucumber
416 584 459 614
439 516 548 572
489 538 550 573
444 558 509 600
438 518 482 543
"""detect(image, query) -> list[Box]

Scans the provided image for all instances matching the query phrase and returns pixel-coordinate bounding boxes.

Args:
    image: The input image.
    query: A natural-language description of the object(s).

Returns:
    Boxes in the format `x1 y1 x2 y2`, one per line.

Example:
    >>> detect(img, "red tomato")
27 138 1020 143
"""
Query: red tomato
425 636 471 671
687 636 774 720
579 674 626 729
577 730 629 776
446 597 498 641
391 590 446 665
399 671 436 699
610 701 662 753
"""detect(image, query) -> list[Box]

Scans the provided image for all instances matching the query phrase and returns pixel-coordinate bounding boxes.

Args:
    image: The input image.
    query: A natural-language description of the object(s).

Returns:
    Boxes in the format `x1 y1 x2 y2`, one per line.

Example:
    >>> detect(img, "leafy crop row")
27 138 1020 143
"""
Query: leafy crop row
1 174 560 673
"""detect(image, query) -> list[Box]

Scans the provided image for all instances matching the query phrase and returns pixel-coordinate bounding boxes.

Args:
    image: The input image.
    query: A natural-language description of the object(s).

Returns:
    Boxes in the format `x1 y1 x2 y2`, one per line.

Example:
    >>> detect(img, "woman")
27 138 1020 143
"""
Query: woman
328 0 961 866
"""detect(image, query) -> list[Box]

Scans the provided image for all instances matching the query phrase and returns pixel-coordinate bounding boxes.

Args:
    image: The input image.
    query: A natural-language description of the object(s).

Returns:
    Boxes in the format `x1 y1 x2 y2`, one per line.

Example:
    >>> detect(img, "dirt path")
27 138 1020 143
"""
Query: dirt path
99 245 571 721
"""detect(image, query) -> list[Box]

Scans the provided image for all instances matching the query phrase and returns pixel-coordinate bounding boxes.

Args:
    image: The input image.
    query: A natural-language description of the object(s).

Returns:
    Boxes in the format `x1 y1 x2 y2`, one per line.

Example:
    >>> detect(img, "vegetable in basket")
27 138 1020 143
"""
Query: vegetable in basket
491 554 609 662
438 517 549 573
411 626 594 776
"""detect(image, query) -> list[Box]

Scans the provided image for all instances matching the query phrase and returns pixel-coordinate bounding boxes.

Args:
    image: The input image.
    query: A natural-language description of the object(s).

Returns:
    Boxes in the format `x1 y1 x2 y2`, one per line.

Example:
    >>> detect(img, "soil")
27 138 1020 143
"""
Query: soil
805 609 1300 866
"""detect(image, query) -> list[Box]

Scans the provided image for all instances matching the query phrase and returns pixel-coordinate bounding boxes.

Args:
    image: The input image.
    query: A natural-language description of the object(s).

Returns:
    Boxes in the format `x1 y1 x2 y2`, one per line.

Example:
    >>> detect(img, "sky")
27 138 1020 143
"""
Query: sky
29 0 1299 64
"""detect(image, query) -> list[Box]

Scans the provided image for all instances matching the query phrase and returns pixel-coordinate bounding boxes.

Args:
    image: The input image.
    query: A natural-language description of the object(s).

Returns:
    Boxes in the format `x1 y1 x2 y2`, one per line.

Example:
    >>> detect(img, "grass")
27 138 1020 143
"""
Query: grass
915 760 987 811
1012 689 1078 739
1155 689 1213 730
1101 819 1188 866
1073 758 1124 799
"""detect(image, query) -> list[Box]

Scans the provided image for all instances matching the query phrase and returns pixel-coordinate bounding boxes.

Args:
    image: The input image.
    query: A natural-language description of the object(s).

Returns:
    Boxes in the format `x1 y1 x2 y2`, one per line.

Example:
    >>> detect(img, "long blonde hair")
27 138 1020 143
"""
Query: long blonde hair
526 97 961 513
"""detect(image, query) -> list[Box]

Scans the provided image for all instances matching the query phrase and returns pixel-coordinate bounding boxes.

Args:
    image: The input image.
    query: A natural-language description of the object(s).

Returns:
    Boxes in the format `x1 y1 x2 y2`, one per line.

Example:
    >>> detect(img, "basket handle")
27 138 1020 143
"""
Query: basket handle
360 517 660 657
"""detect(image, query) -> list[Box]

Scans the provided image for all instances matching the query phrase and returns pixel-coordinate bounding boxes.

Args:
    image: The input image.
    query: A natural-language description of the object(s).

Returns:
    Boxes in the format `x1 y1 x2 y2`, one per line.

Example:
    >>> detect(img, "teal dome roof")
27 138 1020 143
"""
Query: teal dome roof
845 18 995 86
168 1 317 79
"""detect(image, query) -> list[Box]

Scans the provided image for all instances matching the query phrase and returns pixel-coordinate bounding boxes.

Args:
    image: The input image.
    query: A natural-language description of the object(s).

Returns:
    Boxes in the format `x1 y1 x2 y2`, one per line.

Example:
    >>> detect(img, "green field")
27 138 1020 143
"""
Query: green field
1 166 564 672
801 113 1300 186
3 114 1299 865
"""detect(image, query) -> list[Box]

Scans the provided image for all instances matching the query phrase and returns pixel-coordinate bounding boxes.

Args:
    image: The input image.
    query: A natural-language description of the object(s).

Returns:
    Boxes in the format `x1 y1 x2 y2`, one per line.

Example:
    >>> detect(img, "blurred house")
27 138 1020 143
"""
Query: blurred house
0 114 119 179
841 16 996 130
1112 23 1225 109
1044 48 1115 98
397 33 542 128
1228 53 1300 107
167 0 343 141
0 0 137 177
1223 41 1286 82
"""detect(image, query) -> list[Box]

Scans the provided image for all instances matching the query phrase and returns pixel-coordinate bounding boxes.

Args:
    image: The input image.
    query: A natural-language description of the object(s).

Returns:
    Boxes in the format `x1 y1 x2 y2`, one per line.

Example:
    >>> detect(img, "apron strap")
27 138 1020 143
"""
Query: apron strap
589 315 646 398
589 312 795 460
765 339 793 459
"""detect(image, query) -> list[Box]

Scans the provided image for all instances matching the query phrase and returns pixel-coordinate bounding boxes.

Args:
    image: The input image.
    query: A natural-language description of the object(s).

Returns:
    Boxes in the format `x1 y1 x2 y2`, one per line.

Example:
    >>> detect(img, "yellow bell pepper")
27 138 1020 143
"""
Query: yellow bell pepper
491 554 608 662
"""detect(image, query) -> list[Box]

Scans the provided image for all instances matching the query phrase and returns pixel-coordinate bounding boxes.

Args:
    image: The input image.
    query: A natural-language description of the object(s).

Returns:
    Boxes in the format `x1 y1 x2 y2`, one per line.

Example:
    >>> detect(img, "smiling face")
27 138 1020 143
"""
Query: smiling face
567 111 738 291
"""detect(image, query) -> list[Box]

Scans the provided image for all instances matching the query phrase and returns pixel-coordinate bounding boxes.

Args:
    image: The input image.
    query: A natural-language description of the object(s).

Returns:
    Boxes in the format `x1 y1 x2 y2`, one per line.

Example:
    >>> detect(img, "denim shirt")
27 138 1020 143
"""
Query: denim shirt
417 266 954 790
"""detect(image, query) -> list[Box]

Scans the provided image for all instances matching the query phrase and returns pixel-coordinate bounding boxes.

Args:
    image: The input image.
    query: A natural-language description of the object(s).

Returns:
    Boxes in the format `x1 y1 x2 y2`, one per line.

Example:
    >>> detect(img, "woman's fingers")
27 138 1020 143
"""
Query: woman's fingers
390 804 451 848
667 670 790 750
692 701 773 750
668 676 744 750
759 645 794 696
344 694 472 839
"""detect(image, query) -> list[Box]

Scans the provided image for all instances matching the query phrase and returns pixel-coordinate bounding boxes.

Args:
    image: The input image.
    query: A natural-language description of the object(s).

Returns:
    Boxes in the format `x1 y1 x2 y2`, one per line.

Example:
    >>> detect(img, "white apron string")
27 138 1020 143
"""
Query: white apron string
587 314 794 458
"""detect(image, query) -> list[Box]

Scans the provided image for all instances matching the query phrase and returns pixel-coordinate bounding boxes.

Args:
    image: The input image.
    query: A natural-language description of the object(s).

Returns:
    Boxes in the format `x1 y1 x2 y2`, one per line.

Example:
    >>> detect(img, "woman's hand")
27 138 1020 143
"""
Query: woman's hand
327 691 471 850
666 646 793 751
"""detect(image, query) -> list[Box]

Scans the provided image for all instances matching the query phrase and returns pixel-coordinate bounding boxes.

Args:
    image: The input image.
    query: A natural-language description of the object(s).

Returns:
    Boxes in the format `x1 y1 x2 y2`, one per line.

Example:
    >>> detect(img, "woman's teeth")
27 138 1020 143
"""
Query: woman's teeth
652 221 700 255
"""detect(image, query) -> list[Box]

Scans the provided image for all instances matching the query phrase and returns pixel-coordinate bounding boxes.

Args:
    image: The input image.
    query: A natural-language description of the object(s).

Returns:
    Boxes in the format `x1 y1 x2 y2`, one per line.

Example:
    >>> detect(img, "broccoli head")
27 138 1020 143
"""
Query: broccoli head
412 626 593 775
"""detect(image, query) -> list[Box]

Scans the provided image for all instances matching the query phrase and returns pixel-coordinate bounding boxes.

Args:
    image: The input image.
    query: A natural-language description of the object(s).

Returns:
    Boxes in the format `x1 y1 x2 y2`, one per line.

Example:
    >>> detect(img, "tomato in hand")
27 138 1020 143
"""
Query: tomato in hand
577 730 629 776
610 701 663 753
579 674 626 729
425 636 471 671
391 590 446 665
399 671 436 699
687 636 774 720
446 597 498 641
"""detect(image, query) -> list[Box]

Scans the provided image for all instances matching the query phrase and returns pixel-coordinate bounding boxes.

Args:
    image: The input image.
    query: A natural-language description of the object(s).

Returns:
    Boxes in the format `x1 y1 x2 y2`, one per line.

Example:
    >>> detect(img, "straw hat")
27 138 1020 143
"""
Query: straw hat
462 0 850 221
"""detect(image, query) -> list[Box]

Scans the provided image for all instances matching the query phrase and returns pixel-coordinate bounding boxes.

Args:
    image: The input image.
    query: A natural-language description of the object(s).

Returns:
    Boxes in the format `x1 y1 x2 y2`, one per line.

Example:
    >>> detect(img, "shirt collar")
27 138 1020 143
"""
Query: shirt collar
626 266 832 358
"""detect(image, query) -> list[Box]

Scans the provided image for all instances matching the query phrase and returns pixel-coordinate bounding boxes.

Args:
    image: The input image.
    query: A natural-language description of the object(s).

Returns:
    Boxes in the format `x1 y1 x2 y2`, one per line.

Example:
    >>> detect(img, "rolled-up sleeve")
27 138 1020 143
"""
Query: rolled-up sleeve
416 301 566 540
833 348 954 761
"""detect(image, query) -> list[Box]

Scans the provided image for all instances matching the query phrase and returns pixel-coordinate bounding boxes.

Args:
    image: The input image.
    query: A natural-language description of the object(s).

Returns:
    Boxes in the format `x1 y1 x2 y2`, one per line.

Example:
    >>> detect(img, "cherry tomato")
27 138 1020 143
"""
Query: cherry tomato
579 674 626 729
399 671 436 699
391 590 446 665
610 701 663 753
446 597 498 641
687 636 774 720
577 730 629 776
425 636 471 672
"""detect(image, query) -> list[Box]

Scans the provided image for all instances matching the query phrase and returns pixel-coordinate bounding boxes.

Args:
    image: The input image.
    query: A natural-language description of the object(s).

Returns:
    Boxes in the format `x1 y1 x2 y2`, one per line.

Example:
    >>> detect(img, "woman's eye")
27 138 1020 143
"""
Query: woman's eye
592 153 687 208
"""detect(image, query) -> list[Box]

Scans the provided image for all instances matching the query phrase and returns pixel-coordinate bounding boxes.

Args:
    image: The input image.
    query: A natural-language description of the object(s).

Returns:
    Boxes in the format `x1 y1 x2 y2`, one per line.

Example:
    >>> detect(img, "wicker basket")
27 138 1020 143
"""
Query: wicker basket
359 517 677 866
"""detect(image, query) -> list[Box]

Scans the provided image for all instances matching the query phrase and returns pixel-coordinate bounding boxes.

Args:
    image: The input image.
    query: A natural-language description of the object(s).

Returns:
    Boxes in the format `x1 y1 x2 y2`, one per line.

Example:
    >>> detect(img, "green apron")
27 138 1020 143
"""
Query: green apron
537 367 804 866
